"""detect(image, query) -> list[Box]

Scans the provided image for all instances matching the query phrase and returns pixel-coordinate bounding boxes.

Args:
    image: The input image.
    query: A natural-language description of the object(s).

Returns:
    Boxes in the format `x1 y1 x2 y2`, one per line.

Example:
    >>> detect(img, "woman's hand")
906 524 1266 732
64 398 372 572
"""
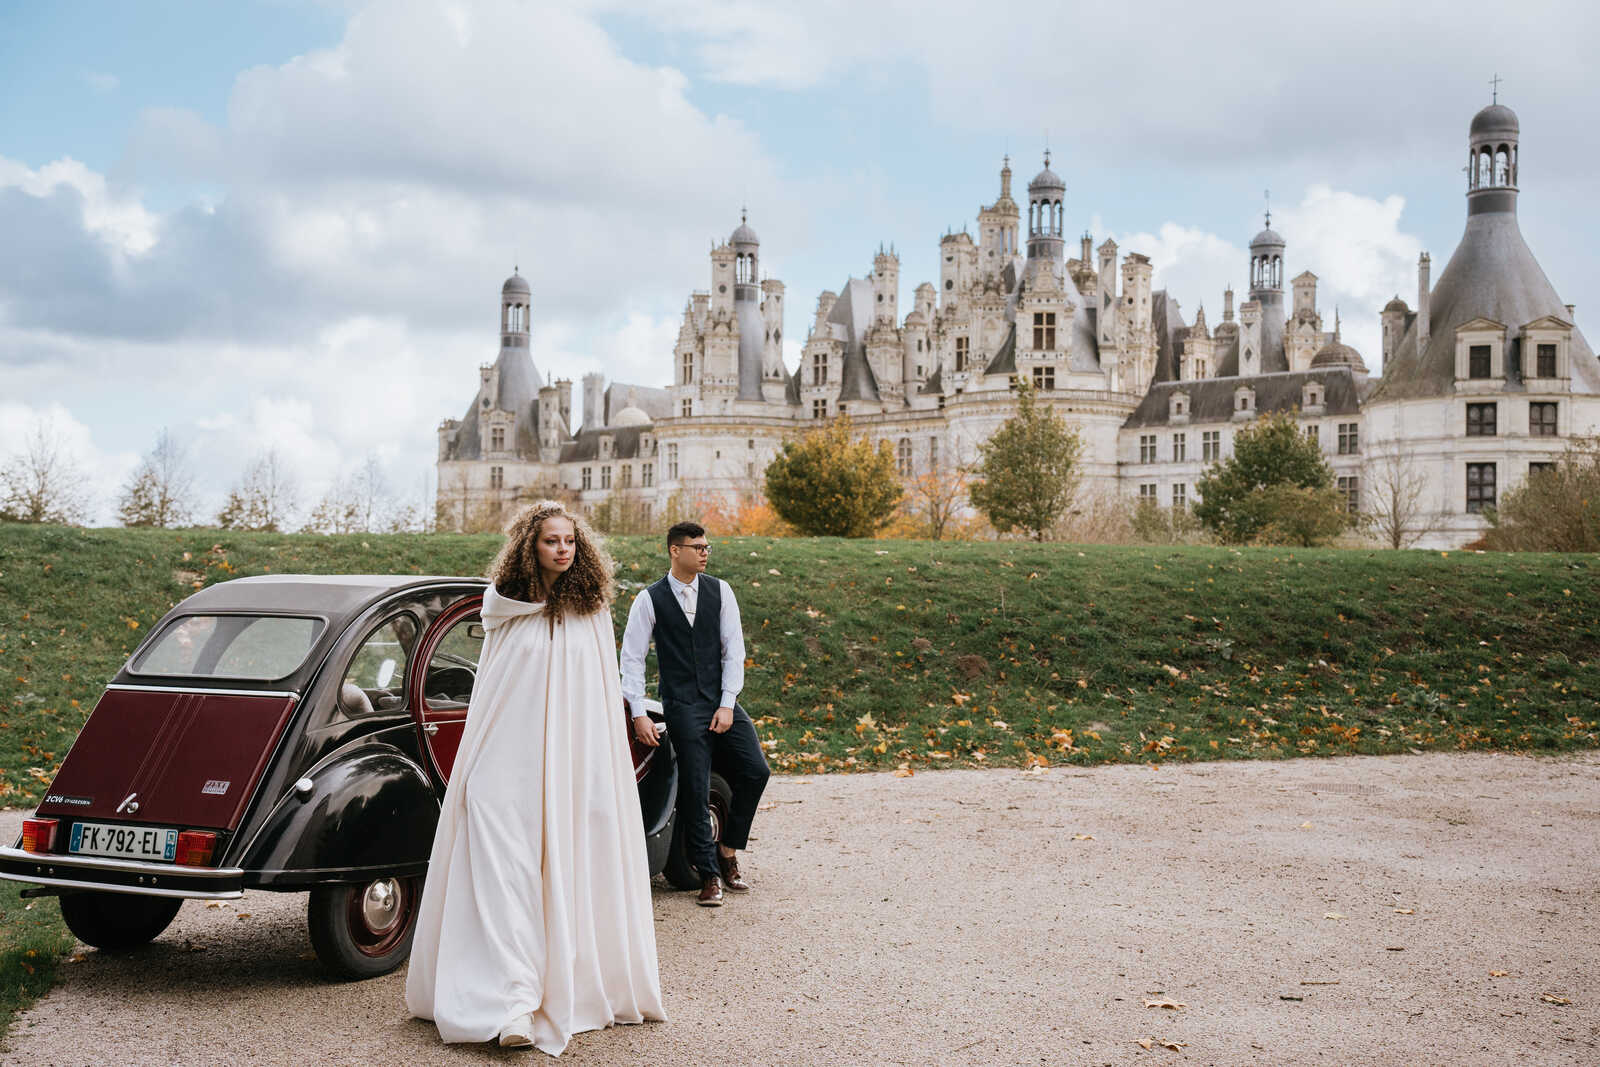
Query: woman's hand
632 715 662 748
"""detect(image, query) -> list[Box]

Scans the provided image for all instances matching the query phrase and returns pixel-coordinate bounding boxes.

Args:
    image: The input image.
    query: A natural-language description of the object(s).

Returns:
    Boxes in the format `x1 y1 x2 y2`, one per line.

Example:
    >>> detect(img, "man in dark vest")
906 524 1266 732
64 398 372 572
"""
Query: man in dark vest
620 521 771 906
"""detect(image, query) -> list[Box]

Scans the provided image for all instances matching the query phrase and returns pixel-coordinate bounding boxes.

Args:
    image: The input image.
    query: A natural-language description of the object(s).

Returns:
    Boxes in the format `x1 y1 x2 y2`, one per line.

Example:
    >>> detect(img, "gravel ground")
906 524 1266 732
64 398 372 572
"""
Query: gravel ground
3 751 1597 1066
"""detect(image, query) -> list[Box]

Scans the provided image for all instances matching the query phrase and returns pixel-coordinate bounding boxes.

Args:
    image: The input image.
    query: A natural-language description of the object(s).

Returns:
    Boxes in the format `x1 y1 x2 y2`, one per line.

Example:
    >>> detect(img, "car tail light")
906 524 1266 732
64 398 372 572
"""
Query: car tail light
20 818 58 853
174 830 216 867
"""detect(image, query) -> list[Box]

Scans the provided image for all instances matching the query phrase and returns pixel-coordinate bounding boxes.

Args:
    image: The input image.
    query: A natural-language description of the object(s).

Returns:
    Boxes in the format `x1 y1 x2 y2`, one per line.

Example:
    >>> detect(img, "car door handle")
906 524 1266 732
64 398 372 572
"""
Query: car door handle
422 723 440 735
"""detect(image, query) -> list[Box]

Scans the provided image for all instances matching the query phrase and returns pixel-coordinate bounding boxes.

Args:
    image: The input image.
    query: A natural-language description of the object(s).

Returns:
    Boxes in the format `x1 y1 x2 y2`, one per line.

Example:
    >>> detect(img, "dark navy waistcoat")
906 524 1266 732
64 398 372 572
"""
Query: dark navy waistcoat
646 575 723 710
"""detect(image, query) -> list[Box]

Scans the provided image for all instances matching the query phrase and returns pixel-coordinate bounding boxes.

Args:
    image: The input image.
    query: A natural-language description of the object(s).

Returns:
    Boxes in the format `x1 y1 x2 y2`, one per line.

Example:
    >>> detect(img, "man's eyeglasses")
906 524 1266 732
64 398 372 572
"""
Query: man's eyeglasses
674 542 711 554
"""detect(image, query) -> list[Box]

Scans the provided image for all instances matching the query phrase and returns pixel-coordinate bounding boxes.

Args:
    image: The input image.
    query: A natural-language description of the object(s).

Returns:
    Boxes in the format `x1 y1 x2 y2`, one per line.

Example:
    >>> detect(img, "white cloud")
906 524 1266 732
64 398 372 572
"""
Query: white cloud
0 156 158 255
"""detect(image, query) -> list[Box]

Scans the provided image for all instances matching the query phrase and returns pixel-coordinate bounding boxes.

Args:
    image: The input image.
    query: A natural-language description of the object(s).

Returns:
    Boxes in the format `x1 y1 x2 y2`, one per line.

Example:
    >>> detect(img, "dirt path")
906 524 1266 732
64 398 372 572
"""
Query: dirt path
4 752 1597 1066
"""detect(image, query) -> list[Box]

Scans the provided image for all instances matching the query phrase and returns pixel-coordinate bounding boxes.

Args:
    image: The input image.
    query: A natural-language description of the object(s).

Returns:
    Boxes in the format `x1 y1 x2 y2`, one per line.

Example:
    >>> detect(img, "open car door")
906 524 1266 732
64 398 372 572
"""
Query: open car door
409 596 483 786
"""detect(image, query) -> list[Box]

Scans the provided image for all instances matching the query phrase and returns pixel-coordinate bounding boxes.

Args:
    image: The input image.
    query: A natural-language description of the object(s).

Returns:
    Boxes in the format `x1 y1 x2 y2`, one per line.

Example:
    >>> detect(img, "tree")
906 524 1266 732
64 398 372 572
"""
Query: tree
968 380 1083 541
891 461 972 541
1194 411 1353 545
0 416 92 525
216 450 299 532
1364 442 1443 549
763 416 902 537
117 429 196 528
1484 437 1600 552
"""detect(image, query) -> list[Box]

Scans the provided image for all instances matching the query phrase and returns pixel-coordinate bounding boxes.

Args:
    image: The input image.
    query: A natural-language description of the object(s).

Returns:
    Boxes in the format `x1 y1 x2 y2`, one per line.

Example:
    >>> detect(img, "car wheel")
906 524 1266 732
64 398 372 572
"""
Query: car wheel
59 891 182 951
307 874 422 980
663 771 732 891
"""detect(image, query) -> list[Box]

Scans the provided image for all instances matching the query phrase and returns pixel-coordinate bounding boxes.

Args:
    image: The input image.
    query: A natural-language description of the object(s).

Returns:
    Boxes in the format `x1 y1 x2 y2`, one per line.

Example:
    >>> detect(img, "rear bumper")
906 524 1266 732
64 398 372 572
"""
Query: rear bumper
0 846 245 900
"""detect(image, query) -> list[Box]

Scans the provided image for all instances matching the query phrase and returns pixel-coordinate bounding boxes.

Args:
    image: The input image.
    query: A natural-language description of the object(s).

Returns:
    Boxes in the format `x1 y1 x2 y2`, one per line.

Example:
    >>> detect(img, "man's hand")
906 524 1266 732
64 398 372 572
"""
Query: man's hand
632 715 662 747
710 705 733 734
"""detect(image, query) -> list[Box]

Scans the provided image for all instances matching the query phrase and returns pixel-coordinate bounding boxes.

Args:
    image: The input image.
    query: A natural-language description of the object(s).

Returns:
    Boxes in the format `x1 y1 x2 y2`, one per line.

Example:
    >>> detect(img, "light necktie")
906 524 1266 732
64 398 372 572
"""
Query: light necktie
679 585 695 624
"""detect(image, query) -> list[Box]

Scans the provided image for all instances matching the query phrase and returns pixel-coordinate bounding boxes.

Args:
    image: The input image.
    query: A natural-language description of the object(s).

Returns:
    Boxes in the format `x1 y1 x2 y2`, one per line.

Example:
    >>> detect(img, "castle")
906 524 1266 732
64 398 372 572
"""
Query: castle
436 99 1598 547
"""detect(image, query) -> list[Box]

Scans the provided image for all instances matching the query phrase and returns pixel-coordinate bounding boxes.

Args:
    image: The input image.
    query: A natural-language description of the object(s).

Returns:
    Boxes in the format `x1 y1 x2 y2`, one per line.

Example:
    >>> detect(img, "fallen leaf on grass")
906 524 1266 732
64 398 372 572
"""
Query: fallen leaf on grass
1144 1000 1186 1010
1540 993 1571 1005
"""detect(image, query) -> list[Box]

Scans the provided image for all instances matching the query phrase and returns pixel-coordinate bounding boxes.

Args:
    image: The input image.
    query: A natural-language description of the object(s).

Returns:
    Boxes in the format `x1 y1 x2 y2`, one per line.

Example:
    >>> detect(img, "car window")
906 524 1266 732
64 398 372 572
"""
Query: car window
132 615 324 681
424 613 483 711
338 614 417 716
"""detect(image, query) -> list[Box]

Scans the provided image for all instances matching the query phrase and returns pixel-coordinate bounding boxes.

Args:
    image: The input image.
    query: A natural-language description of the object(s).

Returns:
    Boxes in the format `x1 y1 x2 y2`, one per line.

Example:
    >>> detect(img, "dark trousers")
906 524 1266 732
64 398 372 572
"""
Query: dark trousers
663 701 770 880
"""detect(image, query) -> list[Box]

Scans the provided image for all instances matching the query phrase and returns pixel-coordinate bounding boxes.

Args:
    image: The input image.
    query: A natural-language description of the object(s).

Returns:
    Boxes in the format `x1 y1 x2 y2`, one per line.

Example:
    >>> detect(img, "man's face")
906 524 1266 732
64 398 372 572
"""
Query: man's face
669 535 711 576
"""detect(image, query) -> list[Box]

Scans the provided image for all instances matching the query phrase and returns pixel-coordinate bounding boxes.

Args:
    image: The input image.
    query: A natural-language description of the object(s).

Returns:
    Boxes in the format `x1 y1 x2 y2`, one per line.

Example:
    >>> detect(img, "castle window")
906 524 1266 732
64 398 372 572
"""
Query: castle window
490 466 504 489
1139 434 1157 464
681 398 692 417
1171 433 1186 462
642 462 654 488
1032 312 1057 351
1139 483 1158 501
1202 431 1221 462
599 436 612 459
748 439 755 449
811 352 828 386
1529 461 1556 477
601 465 612 490
620 464 632 489
945 279 953 290
681 353 694 385
1032 366 1055 390
1469 345 1492 379
1466 463 1496 513
490 427 505 451
812 398 828 419
955 336 969 372
1337 422 1360 455
666 444 678 480
1194 360 1206 378
1530 402 1558 437
1304 424 1319 446
581 467 592 491
929 436 939 469
1337 476 1360 514
1171 483 1187 510
1536 343 1557 378
897 438 913 476
1466 403 1497 437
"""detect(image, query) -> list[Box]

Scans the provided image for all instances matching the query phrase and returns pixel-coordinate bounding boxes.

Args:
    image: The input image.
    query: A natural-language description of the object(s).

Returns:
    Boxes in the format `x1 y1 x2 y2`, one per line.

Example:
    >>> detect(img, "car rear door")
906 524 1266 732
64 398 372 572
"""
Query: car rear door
37 687 298 831
410 595 483 786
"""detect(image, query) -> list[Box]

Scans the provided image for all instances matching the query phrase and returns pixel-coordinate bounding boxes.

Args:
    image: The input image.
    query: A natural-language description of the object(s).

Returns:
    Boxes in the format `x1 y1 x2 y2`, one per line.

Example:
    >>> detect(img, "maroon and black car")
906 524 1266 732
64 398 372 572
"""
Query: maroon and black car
0 574 726 978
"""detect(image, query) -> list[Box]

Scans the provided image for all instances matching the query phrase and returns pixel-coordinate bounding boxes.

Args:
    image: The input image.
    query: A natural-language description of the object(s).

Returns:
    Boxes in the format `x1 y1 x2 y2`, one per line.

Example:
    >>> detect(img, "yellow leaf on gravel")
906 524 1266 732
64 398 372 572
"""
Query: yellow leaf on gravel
1393 907 1415 914
1324 912 1347 920
1072 833 1095 841
1143 1000 1186 1010
1489 970 1508 977
1137 1039 1153 1050
1160 1041 1188 1051
1299 822 1313 829
1540 993 1571 1005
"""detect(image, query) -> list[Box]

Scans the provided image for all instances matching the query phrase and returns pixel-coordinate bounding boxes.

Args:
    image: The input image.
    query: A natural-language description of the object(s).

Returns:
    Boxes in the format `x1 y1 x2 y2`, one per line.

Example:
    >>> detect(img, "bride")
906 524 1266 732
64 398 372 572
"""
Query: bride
406 501 665 1052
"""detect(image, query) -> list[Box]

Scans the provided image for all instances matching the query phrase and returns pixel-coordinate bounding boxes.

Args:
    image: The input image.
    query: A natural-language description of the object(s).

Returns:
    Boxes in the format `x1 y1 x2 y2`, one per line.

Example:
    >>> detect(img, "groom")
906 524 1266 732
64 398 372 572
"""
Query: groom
620 521 771 907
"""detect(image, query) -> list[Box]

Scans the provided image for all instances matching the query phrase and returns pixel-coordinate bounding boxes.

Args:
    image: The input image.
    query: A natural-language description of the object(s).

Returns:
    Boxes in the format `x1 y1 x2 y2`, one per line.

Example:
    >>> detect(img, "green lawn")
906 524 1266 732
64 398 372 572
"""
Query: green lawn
2 525 1595 794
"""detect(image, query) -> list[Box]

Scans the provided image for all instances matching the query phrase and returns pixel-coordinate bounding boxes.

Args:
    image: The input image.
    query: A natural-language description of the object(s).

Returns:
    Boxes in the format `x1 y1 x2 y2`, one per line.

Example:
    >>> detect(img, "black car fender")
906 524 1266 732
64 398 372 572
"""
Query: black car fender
637 729 678 877
239 741 439 889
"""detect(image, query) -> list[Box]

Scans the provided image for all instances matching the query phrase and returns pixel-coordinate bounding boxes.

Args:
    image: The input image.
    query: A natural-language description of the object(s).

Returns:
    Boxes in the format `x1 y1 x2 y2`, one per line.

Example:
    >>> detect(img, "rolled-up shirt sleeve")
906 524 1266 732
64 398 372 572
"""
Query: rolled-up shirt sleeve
619 589 655 716
719 579 745 708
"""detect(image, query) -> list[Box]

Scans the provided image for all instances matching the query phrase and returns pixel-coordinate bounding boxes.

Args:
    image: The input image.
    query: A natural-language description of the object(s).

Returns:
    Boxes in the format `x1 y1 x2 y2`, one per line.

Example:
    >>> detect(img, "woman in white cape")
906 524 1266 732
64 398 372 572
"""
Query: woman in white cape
406 501 665 1052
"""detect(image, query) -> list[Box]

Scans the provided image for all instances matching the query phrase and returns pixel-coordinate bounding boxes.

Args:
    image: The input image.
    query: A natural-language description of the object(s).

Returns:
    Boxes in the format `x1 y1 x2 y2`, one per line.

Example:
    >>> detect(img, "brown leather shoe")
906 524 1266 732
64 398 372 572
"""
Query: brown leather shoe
718 851 750 892
697 874 724 907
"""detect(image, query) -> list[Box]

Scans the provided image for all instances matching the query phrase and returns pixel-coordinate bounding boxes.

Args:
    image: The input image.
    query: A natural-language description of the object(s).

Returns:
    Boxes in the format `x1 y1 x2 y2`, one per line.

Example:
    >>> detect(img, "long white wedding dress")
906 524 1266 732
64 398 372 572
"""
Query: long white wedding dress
405 586 665 1053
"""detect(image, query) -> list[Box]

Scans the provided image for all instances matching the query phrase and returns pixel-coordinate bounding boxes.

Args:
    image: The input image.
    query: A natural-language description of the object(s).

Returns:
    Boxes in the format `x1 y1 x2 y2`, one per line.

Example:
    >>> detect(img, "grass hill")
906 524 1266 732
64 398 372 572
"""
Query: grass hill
1 525 1596 802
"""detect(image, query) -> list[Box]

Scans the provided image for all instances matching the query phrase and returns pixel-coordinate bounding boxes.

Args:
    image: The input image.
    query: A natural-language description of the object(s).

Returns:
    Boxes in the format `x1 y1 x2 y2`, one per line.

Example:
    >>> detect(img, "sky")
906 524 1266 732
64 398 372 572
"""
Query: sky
2 0 1597 524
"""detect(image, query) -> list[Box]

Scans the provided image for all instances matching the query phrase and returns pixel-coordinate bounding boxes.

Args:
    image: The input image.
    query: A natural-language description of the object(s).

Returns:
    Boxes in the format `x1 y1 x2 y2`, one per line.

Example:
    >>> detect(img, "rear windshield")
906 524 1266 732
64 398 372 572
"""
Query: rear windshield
131 615 324 681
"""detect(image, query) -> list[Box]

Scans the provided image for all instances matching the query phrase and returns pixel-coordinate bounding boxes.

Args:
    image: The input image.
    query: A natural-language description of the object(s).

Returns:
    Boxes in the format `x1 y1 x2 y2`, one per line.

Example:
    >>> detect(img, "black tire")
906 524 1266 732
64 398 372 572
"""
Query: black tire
663 771 732 891
59 891 182 951
307 875 422 980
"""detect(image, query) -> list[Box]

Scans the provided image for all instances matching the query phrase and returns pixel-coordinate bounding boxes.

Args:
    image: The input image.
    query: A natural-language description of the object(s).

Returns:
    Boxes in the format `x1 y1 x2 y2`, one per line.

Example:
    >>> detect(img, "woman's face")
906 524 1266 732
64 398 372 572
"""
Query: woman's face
535 516 577 581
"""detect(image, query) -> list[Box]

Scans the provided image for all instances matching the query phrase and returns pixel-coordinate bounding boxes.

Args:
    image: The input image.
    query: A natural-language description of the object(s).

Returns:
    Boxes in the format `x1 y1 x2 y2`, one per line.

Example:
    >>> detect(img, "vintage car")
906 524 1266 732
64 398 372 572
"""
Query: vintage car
0 574 731 978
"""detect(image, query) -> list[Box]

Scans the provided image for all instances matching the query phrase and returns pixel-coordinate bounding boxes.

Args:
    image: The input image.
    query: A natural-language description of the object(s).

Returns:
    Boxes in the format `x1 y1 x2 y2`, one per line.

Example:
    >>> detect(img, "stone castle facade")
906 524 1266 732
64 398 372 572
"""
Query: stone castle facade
436 100 1598 547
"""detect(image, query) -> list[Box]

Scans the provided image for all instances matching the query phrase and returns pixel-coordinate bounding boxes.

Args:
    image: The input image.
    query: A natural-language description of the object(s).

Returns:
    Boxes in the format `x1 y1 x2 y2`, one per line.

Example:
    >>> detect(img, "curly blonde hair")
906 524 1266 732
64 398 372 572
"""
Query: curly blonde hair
488 501 615 627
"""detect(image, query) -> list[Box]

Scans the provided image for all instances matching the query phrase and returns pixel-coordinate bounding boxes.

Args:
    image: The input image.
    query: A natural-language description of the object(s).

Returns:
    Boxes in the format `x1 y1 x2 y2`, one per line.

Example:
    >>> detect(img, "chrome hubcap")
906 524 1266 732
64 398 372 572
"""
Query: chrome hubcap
361 878 401 933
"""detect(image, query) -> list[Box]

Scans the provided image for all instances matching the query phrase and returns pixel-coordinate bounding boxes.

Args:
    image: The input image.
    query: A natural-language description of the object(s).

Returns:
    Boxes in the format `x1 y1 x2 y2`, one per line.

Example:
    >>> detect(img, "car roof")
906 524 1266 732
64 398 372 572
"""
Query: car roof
114 574 488 693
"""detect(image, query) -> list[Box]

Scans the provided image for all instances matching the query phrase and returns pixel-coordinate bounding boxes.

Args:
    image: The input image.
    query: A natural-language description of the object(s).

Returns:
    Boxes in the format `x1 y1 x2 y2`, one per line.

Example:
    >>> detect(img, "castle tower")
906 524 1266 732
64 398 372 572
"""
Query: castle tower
730 211 766 403
1248 212 1287 372
761 277 788 403
1467 99 1519 216
1026 151 1066 265
872 246 900 324
1096 238 1119 348
582 371 604 430
501 270 530 351
979 157 1021 264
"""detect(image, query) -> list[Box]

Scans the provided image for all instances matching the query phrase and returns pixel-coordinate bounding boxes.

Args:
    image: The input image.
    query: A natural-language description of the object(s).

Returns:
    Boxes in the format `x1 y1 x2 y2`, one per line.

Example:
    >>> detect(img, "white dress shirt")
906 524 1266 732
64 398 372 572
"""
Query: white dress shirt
619 573 745 717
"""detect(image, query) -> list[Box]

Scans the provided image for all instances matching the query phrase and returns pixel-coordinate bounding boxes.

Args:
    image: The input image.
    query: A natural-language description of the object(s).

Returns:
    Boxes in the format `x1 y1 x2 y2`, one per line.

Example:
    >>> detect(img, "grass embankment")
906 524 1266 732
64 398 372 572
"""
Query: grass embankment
0 880 72 1039
1 524 1596 791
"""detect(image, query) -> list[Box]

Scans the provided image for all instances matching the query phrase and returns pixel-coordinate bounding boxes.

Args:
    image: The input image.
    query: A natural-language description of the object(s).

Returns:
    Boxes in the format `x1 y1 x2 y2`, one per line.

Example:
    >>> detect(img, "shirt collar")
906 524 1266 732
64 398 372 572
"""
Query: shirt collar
667 572 699 596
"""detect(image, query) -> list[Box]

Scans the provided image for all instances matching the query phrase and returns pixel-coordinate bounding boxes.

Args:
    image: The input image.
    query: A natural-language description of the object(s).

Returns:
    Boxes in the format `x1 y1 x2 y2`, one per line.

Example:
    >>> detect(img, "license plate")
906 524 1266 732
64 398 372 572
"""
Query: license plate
69 822 178 862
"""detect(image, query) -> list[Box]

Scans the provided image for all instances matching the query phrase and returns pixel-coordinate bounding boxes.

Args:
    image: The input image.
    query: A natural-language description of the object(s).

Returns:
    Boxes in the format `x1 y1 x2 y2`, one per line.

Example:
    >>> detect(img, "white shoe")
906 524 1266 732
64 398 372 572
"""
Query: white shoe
498 1013 535 1049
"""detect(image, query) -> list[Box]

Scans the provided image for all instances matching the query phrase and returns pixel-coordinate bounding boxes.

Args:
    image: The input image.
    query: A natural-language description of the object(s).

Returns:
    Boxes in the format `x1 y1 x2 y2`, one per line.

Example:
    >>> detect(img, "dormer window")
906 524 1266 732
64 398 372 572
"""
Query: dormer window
599 436 613 459
1454 317 1507 387
1168 391 1190 424
1232 386 1256 419
1302 382 1324 412
1521 316 1573 383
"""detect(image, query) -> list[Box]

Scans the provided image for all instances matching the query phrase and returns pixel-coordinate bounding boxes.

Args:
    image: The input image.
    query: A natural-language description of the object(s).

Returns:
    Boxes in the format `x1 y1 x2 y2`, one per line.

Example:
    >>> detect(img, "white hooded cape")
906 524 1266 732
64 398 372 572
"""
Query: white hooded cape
405 586 664 1052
